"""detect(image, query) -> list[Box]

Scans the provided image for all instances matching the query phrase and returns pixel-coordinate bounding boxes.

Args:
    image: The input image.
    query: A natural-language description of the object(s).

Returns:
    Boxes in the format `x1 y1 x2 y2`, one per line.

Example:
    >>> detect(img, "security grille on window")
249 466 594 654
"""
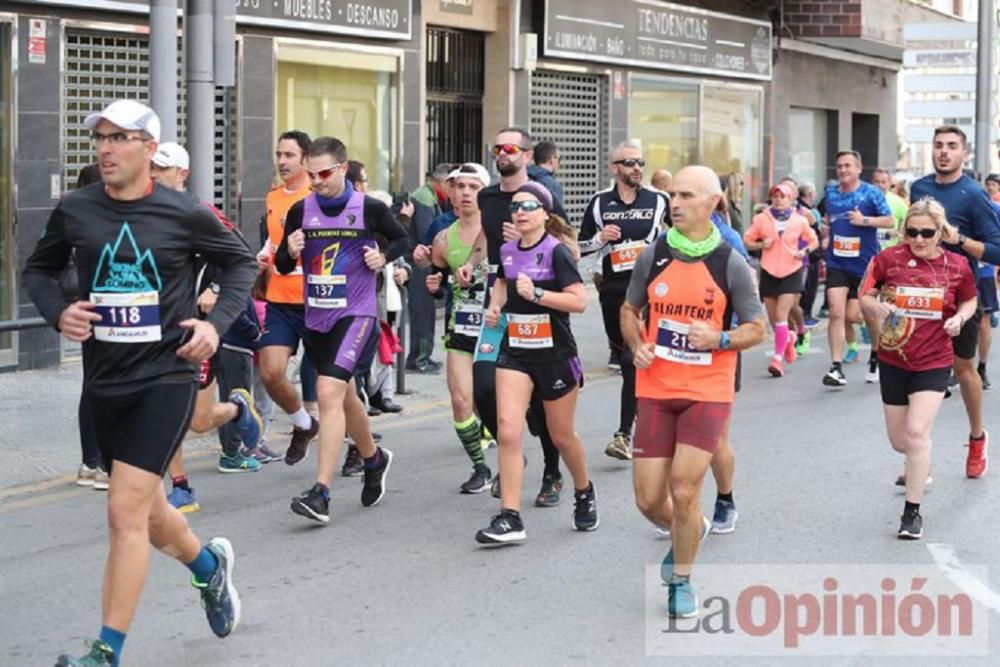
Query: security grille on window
63 31 238 217
529 71 609 226
426 27 484 170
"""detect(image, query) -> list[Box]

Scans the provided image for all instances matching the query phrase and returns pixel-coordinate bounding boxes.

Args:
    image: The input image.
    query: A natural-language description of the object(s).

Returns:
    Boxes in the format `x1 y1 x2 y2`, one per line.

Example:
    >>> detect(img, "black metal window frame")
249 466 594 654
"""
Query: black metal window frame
426 27 484 172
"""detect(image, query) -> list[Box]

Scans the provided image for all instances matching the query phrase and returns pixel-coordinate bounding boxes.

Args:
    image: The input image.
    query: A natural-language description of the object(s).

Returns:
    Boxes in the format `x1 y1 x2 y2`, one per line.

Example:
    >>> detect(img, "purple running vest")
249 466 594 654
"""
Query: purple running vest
300 191 378 333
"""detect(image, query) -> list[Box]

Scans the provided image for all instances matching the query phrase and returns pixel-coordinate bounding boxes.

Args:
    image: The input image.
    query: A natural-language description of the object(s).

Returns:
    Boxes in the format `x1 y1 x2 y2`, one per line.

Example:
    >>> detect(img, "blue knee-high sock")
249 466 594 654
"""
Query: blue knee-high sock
185 546 218 584
98 626 126 665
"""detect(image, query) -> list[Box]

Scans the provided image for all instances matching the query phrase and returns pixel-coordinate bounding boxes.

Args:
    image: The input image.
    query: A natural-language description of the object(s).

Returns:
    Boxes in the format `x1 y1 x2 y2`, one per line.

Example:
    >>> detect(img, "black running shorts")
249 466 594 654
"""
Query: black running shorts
86 380 198 475
496 353 583 401
878 361 951 406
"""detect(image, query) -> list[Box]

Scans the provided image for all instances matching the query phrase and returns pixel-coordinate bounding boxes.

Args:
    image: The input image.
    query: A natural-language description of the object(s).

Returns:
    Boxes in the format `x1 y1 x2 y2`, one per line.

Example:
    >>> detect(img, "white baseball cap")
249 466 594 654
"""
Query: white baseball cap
447 162 491 188
84 99 161 143
152 142 190 170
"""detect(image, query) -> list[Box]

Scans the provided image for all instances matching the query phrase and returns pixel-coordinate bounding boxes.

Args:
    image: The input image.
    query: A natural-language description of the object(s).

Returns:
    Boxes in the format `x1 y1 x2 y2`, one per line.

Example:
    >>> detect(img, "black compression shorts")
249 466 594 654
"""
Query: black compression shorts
86 381 198 475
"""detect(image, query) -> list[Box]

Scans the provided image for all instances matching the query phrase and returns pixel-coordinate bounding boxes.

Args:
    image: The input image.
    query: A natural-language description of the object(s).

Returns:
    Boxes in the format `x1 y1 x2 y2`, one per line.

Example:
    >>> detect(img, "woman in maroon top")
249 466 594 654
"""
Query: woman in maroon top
860 198 977 540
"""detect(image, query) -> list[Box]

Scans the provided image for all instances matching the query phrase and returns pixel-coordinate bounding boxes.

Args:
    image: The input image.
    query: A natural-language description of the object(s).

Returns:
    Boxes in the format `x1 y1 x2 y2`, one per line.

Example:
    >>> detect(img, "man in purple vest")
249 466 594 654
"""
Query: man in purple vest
275 137 410 524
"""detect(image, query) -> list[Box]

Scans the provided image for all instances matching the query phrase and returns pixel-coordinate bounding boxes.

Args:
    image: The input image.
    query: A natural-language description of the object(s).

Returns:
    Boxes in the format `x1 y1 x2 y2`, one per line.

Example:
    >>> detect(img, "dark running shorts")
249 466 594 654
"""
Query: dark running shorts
633 398 732 458
305 316 377 381
496 353 583 401
952 309 982 361
86 381 197 475
759 268 804 298
825 267 863 300
878 361 951 406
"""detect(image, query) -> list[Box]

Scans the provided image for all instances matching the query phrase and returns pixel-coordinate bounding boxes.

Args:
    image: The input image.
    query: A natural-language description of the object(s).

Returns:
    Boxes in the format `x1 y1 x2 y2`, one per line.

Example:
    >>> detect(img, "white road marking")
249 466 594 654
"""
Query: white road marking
927 542 1000 614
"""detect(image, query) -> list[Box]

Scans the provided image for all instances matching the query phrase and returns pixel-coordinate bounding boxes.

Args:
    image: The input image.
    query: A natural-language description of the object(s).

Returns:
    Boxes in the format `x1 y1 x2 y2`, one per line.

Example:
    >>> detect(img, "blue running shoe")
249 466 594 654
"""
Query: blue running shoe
55 640 115 666
804 317 819 328
860 324 871 345
668 579 699 618
711 499 738 534
229 388 263 450
660 515 711 582
218 453 261 473
167 486 200 514
844 345 859 365
193 537 241 638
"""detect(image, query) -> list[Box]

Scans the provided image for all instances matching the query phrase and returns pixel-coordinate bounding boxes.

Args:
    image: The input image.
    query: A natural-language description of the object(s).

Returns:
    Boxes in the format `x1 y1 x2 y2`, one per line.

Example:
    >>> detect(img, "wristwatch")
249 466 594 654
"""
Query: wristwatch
209 282 221 295
862 217 870 226
718 331 731 350
958 233 968 247
533 287 544 304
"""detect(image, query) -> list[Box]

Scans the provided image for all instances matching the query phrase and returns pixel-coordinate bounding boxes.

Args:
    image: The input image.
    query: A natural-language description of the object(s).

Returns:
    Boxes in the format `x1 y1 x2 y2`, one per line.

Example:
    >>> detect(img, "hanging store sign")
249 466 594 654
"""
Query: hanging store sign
543 0 772 81
21 0 413 41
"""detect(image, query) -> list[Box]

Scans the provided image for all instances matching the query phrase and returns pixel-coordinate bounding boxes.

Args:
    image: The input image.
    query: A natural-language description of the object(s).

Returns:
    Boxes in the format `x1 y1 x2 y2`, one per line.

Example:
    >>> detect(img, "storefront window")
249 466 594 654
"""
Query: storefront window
788 107 829 189
702 84 762 212
277 45 398 193
0 23 12 356
628 77 698 178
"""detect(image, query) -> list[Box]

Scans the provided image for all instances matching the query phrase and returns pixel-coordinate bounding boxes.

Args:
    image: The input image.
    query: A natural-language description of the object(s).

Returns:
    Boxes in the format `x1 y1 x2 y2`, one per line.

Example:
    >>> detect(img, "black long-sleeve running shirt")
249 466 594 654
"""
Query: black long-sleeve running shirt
23 182 256 391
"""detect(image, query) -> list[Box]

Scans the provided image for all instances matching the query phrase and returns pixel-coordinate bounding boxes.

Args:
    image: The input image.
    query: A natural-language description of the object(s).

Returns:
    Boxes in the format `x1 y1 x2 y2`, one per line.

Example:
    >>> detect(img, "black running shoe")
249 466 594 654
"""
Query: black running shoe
475 509 526 545
460 464 492 494
361 447 393 507
290 483 330 524
285 417 319 466
898 511 923 540
534 473 563 507
341 444 363 477
822 366 847 387
573 482 599 531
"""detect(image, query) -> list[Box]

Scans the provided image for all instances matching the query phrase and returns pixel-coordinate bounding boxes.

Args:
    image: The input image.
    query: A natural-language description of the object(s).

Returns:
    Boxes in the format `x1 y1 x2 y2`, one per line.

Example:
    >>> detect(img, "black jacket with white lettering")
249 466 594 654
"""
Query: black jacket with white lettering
578 185 670 294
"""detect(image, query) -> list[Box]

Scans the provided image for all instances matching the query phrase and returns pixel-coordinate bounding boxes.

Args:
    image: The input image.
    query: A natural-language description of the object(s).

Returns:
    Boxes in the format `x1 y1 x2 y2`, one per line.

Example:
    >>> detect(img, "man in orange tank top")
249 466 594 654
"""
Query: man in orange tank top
256 131 322 464
621 166 766 619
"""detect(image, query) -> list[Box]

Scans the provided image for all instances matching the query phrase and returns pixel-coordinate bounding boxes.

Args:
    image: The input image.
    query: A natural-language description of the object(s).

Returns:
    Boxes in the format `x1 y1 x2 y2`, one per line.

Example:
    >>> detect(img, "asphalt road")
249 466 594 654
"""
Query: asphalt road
3 318 1000 665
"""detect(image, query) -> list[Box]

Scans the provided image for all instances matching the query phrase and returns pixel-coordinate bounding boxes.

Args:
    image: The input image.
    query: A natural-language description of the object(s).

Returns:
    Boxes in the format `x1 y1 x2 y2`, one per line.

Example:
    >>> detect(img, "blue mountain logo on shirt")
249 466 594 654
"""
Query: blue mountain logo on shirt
92 223 162 293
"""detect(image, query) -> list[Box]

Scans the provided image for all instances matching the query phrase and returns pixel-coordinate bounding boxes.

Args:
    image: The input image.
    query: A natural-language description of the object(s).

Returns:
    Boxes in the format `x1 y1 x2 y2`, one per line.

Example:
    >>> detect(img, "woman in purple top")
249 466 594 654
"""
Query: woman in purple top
474 182 599 545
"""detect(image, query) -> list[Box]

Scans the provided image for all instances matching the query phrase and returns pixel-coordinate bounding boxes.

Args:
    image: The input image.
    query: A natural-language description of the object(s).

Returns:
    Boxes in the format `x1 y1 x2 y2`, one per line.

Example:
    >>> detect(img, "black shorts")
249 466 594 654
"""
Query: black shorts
496 353 583 401
952 309 982 361
444 329 477 355
86 381 197 475
197 353 219 390
305 316 377 381
879 361 951 406
977 277 999 313
825 266 862 300
759 268 804 298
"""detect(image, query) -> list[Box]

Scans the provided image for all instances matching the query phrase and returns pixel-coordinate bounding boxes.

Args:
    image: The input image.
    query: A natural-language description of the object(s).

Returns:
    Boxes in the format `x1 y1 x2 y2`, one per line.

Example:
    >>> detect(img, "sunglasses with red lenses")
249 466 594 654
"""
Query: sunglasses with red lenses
307 164 342 180
492 143 525 156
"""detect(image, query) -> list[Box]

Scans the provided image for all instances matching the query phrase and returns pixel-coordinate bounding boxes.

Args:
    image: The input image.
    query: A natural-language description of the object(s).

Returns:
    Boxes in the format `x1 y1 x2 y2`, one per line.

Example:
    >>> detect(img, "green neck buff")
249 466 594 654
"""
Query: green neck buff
666 224 721 258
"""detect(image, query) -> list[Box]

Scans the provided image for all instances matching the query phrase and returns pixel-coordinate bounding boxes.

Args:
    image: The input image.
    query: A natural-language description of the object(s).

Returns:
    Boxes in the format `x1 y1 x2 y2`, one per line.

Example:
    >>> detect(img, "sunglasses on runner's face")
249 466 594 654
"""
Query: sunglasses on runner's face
307 164 343 180
614 158 646 168
493 144 526 156
509 200 544 214
904 227 937 239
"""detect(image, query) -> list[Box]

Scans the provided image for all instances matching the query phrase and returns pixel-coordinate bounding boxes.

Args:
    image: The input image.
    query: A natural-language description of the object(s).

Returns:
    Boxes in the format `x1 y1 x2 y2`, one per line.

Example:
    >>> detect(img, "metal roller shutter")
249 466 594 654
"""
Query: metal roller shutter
63 30 238 217
529 70 608 226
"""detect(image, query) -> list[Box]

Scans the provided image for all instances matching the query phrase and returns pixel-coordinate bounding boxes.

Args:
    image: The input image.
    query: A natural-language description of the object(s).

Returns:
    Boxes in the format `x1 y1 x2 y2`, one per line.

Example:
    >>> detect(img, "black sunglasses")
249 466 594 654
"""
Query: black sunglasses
509 200 544 214
904 227 937 239
614 158 646 168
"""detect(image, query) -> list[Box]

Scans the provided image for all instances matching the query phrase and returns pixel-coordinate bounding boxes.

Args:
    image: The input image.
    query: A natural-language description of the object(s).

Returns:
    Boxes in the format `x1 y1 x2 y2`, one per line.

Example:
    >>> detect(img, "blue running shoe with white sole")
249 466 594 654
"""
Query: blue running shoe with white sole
668 579 699 618
193 537 241 638
229 388 263 450
661 515 711 582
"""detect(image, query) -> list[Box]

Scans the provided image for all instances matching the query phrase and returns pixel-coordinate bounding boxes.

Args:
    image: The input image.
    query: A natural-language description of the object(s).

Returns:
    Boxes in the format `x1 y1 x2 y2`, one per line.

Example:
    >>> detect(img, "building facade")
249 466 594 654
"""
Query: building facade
0 0 959 370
